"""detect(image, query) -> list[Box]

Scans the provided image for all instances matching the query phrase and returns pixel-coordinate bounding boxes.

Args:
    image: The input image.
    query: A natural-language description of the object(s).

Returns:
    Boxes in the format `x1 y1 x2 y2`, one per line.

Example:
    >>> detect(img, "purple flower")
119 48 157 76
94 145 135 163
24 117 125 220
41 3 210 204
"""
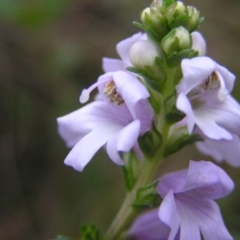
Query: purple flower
102 32 146 73
195 128 240 167
176 57 240 140
57 71 153 171
129 160 234 240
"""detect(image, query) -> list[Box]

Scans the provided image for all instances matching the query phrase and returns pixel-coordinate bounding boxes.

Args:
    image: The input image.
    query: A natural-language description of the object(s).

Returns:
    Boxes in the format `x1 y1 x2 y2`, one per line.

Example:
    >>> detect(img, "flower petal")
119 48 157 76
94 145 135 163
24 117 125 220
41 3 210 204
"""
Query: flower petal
116 32 145 65
102 57 125 72
64 123 122 171
194 95 240 140
177 57 216 94
57 101 131 148
128 209 170 240
176 194 233 240
158 191 180 240
106 119 140 165
196 133 240 167
182 160 234 199
113 71 150 118
176 93 196 133
191 31 206 56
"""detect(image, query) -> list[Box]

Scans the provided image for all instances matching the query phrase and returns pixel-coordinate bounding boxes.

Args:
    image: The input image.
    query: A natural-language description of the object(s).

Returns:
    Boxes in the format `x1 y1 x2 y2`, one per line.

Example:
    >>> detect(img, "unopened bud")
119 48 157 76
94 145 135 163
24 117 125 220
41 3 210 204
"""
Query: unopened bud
130 40 160 68
186 6 200 31
141 7 168 40
161 26 192 56
165 2 186 20
165 2 201 31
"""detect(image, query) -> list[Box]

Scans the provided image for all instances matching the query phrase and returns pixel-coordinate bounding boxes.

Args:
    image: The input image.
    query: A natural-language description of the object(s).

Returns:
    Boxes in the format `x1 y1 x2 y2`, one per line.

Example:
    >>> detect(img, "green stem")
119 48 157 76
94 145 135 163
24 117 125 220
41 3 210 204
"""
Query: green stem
105 66 177 240
105 124 170 240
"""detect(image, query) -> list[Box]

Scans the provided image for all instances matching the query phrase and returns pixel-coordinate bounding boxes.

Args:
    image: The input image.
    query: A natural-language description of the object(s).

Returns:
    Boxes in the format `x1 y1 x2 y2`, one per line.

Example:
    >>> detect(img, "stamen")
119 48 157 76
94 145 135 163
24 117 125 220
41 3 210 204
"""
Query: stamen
104 81 124 105
201 71 219 91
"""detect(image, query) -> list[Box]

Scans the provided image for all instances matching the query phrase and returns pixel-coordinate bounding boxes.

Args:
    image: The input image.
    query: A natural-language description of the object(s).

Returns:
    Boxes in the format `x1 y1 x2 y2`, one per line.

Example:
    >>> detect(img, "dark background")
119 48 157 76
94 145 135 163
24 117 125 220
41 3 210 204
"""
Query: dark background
0 0 240 239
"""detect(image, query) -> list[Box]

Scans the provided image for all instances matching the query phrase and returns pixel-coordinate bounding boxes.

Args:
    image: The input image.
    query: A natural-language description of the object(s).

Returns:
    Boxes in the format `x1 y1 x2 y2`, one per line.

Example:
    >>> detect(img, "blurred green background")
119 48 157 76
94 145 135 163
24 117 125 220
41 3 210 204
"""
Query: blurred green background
0 0 240 239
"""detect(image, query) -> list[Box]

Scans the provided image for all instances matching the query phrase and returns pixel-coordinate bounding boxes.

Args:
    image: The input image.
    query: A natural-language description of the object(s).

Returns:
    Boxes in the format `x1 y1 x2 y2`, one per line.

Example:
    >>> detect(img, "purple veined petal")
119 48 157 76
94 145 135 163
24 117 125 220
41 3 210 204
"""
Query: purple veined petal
116 32 146 65
176 93 196 133
106 119 140 165
158 191 180 240
112 71 150 118
182 160 234 199
176 193 233 240
198 200 233 240
57 102 131 147
196 133 240 167
175 198 201 240
128 209 170 240
64 123 122 171
191 31 206 56
215 95 240 136
194 97 236 140
177 57 216 94
102 57 126 72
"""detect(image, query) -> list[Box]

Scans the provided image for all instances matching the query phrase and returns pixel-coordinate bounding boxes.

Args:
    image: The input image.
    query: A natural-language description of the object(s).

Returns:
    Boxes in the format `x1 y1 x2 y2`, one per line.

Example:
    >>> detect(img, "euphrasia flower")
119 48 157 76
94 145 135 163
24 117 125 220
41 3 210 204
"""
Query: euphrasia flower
129 160 234 240
102 32 146 72
176 57 240 140
57 71 153 171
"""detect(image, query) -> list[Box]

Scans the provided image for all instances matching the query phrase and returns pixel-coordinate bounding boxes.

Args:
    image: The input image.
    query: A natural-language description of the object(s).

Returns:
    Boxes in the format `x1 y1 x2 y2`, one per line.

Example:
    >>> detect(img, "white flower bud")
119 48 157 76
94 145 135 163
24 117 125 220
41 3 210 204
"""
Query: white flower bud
161 26 192 56
130 40 160 68
191 31 206 56
165 2 186 21
141 7 168 39
186 6 200 31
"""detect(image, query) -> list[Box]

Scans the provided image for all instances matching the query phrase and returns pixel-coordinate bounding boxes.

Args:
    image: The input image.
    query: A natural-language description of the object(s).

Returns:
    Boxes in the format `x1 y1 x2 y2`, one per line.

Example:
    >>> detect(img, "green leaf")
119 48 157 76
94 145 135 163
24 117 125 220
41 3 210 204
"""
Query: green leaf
81 224 103 240
133 181 161 209
132 21 146 31
138 123 162 158
121 152 141 191
165 110 186 124
126 67 143 74
164 134 203 157
166 49 198 67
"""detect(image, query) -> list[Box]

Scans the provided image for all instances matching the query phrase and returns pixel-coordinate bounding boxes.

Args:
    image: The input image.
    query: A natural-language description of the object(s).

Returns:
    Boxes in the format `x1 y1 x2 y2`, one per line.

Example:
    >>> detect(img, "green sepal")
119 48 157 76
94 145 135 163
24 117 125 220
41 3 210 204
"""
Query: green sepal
121 151 141 191
168 13 189 29
138 123 162 158
133 21 167 42
166 49 198 67
126 66 143 75
165 110 186 124
162 0 177 8
164 133 203 157
81 224 104 240
133 181 161 209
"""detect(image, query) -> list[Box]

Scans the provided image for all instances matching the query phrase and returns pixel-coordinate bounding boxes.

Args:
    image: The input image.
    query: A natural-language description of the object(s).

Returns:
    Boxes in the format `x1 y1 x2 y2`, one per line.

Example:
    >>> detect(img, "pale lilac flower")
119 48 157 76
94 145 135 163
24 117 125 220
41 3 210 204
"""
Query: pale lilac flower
176 57 240 140
102 32 146 73
195 128 240 167
57 71 153 171
129 160 234 240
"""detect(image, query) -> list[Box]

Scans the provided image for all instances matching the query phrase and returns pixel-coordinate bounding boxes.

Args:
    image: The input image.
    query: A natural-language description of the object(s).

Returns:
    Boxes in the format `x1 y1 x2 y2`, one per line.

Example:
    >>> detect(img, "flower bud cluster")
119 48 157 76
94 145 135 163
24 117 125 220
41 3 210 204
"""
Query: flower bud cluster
139 0 203 58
